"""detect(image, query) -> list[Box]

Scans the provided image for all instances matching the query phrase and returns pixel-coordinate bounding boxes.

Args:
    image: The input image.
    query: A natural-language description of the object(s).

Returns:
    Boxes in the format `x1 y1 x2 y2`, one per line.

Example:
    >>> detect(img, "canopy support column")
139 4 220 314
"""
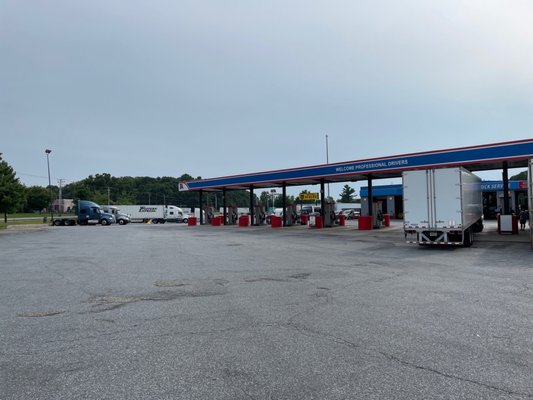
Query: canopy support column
320 180 326 221
223 188 227 225
368 175 373 227
249 186 255 226
282 183 287 226
503 161 510 214
199 190 204 225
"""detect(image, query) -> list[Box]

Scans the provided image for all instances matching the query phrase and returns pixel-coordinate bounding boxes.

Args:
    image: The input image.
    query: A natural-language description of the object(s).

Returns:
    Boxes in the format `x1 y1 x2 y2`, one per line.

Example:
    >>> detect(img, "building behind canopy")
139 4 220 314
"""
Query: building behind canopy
359 180 529 219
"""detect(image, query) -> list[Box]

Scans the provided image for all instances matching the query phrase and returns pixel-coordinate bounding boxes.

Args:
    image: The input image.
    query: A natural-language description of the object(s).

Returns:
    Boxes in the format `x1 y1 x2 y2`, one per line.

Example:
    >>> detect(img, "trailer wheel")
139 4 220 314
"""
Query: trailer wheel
464 228 473 247
152 219 159 224
101 219 109 226
53 219 62 226
68 220 76 226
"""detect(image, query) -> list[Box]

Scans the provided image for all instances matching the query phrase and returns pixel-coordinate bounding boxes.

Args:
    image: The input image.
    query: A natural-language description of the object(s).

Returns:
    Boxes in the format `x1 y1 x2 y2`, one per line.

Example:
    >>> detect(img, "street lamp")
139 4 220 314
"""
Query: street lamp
45 149 53 222
325 134 330 198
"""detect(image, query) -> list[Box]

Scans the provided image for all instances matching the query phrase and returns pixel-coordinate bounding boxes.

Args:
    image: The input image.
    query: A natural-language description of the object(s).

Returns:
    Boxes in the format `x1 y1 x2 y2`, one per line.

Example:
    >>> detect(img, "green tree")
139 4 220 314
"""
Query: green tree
226 190 252 207
338 185 357 203
25 186 50 213
115 192 138 204
60 172 252 209
68 182 92 201
0 155 26 222
510 170 527 180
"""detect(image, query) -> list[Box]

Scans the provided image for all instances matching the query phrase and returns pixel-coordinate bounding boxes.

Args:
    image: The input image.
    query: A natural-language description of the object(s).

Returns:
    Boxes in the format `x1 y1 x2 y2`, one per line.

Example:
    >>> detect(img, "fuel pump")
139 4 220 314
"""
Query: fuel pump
227 205 238 225
323 201 335 227
285 204 298 226
254 205 266 225
203 206 214 225
372 201 384 229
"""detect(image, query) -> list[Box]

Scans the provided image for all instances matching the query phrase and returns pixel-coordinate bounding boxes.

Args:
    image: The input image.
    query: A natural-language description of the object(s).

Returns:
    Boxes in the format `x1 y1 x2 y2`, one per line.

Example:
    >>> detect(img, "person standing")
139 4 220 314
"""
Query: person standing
519 208 529 231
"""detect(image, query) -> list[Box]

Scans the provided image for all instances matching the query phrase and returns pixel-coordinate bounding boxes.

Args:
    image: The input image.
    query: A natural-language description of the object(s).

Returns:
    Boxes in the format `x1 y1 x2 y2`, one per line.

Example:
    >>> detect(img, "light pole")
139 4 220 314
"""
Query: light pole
45 149 53 221
325 134 330 199
270 189 276 211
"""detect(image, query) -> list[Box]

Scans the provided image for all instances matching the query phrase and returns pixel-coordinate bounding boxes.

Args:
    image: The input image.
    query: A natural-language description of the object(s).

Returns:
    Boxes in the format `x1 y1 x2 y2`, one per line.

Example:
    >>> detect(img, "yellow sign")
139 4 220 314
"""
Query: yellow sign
299 193 319 201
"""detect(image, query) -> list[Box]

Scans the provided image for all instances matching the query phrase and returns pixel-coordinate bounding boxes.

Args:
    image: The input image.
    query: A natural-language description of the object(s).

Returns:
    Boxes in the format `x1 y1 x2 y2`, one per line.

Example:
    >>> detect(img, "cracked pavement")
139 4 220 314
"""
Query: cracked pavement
0 222 532 399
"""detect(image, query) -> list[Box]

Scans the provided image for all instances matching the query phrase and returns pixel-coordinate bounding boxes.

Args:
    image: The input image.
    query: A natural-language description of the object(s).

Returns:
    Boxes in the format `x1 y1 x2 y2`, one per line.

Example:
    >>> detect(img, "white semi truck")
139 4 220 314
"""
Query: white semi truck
101 205 131 225
403 167 484 246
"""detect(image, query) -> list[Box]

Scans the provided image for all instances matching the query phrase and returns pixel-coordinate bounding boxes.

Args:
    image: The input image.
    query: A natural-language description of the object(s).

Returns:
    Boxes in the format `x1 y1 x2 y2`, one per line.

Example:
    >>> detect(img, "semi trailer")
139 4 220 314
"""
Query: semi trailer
403 167 483 246
114 205 166 223
114 205 187 223
51 200 115 226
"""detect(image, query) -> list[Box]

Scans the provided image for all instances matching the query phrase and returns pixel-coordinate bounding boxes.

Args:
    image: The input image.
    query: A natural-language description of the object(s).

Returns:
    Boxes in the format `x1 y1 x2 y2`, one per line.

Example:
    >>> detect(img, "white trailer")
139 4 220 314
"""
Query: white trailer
403 168 483 246
115 205 166 224
529 159 533 248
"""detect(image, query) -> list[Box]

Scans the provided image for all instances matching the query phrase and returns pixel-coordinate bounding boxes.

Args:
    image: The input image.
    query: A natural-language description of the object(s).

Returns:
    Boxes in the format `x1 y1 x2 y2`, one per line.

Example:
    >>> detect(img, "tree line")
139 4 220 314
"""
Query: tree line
1 155 360 218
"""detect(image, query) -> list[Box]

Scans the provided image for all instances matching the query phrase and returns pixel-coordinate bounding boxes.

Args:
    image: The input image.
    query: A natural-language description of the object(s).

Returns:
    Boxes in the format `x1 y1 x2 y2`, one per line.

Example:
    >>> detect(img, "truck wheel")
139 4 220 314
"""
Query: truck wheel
152 219 159 224
118 219 125 225
464 229 473 247
473 220 484 233
53 219 62 226
101 219 109 226
183 218 188 224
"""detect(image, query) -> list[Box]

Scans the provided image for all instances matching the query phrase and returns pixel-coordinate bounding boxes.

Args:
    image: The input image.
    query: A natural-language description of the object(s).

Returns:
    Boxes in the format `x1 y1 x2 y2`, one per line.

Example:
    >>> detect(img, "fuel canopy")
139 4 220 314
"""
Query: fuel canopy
179 138 533 192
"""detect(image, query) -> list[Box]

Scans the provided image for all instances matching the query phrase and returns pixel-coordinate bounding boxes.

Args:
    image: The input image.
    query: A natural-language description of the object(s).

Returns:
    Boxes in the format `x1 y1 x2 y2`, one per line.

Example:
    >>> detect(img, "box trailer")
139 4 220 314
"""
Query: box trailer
112 205 187 223
403 168 483 246
115 205 166 224
529 159 533 248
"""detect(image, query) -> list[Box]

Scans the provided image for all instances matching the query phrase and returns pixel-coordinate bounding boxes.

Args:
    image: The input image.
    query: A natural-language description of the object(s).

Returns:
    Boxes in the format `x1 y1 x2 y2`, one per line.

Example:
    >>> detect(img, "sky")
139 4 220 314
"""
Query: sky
1 0 532 199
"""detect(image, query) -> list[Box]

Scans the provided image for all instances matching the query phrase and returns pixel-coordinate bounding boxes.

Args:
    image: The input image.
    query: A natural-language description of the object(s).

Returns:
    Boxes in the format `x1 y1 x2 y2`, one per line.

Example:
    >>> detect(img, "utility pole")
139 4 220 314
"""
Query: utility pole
325 134 330 199
107 187 110 206
58 178 66 213
45 149 53 221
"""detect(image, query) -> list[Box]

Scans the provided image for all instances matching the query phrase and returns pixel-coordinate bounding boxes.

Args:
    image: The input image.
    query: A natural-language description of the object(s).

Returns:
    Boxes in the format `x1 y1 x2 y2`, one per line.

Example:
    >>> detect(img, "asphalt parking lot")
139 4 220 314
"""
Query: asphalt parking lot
1 222 532 400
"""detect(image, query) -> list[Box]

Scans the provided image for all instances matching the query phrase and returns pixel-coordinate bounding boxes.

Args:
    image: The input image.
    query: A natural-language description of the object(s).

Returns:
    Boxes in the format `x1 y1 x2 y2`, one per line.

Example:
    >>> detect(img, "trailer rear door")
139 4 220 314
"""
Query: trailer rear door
403 170 430 229
433 168 462 229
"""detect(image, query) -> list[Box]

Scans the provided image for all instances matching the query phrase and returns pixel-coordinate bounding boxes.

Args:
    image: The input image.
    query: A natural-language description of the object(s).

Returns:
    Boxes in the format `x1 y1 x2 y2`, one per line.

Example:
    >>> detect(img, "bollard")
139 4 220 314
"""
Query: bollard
239 215 249 227
358 216 372 230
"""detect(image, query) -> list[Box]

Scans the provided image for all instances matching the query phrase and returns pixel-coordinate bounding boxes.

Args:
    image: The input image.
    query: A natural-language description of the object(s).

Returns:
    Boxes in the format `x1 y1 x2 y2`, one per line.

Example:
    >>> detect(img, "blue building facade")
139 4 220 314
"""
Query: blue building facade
360 180 528 219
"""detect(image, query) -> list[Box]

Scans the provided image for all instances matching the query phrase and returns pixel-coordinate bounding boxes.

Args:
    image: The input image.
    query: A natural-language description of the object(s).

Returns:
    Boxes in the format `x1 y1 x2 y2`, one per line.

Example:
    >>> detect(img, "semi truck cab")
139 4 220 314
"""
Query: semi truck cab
101 205 131 225
78 200 115 225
